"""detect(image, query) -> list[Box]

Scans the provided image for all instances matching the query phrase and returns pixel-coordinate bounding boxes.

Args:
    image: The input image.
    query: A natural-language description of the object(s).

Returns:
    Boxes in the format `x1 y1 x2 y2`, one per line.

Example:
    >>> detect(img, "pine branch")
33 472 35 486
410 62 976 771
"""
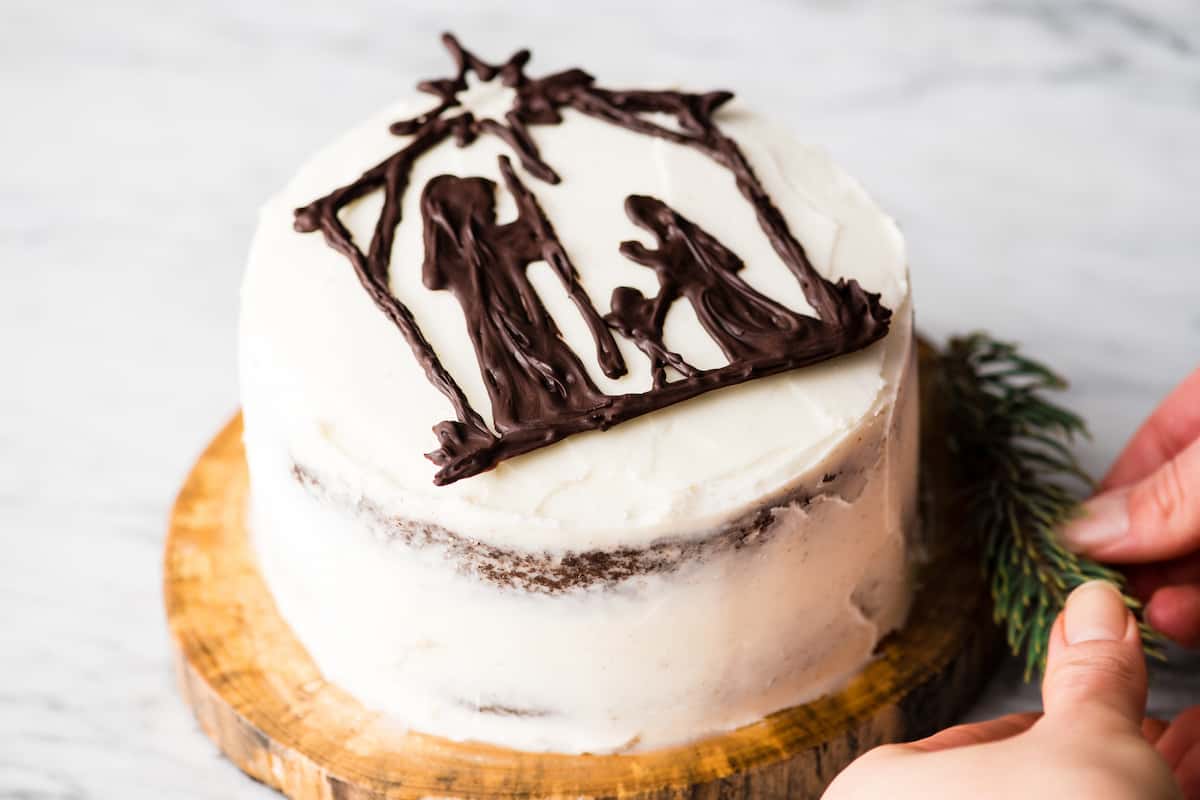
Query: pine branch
937 333 1164 679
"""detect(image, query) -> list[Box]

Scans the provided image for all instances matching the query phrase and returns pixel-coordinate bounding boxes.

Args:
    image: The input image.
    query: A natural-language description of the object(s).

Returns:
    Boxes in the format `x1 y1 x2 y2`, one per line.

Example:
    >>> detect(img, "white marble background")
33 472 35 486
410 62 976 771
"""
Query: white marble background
2 0 1198 796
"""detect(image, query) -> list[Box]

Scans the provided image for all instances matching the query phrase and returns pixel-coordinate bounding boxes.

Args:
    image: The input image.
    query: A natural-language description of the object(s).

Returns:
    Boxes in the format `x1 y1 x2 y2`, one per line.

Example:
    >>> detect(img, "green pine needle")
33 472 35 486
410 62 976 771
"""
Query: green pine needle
938 333 1164 680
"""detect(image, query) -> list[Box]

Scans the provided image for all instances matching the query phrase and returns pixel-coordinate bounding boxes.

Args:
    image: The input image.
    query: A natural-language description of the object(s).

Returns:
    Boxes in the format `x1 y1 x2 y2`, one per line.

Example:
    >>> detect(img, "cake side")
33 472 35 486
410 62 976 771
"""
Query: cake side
245 307 916 752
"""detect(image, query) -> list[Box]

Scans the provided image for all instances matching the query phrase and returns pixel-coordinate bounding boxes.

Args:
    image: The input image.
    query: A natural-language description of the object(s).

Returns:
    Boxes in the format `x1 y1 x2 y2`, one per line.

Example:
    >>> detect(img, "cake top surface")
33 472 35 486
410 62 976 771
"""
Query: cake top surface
240 35 909 547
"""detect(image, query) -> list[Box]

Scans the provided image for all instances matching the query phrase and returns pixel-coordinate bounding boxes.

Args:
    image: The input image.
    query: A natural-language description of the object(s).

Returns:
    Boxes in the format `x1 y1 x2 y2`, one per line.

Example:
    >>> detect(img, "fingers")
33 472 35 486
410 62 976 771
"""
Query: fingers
1146 584 1200 649
1059 437 1200 564
1123 552 1200 648
1178 743 1200 800
1042 581 1147 729
905 712 1040 753
1125 552 1200 601
1102 366 1200 491
1157 707 1200 770
1143 716 1169 744
1155 707 1200 798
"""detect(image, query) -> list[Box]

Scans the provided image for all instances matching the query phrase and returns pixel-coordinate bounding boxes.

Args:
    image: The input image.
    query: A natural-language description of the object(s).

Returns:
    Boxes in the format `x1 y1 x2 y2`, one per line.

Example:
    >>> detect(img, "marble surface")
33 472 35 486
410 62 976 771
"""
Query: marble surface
3 0 1198 796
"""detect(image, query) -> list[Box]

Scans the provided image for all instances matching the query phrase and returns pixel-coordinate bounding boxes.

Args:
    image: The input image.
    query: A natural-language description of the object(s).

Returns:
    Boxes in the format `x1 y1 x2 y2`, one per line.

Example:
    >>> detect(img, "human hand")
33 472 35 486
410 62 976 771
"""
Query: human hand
822 581 1198 799
1058 367 1200 647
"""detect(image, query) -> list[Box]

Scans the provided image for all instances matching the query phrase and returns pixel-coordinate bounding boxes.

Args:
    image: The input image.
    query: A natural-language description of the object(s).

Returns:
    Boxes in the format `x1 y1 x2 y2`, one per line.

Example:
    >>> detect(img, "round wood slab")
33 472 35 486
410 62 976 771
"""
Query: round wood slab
164 343 999 799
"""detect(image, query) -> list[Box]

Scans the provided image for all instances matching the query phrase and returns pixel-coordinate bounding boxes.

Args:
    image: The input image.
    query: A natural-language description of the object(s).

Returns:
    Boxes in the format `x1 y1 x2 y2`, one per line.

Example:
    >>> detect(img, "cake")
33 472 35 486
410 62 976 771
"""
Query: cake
239 35 917 754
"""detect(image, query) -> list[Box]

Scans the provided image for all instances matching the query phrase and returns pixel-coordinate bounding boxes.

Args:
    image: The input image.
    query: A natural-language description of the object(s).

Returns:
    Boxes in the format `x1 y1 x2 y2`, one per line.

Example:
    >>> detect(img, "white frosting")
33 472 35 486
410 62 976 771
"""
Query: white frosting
240 86 909 551
239 80 916 752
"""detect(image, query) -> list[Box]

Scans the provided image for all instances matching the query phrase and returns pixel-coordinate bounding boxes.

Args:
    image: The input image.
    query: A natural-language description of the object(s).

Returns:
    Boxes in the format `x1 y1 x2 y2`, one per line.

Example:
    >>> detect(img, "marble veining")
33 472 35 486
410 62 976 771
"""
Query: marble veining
1 0 1197 796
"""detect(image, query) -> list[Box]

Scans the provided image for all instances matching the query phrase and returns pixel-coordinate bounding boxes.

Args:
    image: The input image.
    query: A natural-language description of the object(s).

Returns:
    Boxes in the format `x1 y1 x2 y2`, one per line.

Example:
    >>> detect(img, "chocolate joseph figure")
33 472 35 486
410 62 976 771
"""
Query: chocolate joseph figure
419 159 611 433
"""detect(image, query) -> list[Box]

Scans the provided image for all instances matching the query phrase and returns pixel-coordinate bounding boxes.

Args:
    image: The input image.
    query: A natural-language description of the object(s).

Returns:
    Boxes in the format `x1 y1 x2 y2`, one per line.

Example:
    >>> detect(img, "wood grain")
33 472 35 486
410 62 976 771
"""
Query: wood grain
164 342 999 799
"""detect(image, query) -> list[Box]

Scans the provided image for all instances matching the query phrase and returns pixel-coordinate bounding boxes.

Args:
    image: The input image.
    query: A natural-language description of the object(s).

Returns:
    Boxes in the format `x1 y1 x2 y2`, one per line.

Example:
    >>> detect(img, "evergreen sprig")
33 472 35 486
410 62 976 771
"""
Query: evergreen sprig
938 333 1163 679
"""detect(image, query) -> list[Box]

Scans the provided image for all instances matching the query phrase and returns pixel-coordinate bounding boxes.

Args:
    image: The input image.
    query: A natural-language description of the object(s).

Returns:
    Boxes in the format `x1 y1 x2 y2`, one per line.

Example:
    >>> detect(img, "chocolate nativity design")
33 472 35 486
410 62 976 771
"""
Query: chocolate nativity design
294 34 892 485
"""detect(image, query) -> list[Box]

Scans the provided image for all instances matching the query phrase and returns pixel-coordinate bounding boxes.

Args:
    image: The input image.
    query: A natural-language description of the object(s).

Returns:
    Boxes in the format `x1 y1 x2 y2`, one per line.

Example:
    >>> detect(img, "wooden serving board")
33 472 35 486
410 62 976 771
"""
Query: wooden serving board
164 343 999 799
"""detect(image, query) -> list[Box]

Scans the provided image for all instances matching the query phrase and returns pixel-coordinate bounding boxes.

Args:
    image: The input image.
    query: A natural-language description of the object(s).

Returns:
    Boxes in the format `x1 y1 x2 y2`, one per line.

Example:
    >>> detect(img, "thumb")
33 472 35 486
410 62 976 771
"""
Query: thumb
1059 437 1200 563
1041 581 1147 729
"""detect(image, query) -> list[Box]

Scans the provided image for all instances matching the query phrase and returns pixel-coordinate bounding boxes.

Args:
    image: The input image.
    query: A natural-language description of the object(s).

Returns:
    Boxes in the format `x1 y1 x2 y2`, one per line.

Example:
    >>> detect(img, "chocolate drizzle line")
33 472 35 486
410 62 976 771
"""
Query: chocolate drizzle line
294 34 892 485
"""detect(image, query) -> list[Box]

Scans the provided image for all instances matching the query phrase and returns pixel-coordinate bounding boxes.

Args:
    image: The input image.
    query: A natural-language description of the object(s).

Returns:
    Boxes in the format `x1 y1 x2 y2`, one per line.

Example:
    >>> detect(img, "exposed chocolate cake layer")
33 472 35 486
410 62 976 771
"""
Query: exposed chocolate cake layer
289 428 883 595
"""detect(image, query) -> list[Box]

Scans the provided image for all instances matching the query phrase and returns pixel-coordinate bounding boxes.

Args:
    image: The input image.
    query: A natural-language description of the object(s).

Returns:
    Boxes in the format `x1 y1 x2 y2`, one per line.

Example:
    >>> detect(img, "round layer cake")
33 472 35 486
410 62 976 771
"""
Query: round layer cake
239 36 916 754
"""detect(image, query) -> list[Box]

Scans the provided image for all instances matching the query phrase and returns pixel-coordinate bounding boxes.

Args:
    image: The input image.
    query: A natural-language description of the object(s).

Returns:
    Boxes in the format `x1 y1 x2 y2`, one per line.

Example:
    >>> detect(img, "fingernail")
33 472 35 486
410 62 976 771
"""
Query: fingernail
1058 490 1129 552
1065 581 1130 645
